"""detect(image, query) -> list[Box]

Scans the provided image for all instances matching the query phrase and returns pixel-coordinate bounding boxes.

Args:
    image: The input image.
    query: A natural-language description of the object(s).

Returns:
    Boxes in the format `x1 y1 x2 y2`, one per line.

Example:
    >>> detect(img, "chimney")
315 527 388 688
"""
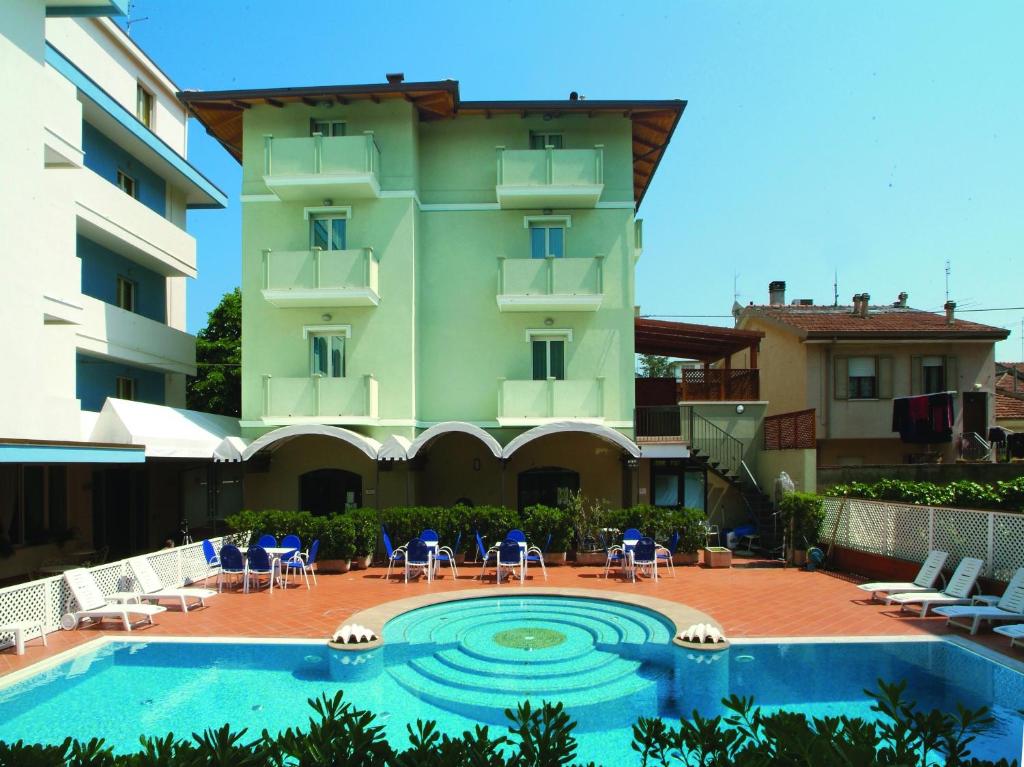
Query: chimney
895 291 908 308
860 293 870 318
569 91 579 101
385 72 405 84
851 293 862 315
768 280 786 306
944 300 956 325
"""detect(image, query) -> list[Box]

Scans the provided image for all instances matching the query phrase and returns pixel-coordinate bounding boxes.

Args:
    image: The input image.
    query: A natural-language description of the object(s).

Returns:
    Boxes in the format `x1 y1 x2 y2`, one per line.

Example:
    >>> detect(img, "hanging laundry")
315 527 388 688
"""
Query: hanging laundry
891 392 954 444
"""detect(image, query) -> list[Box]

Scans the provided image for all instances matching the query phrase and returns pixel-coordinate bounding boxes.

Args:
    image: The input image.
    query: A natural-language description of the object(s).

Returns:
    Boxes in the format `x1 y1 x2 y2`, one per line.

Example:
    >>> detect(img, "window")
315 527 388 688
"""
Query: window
310 214 346 251
922 356 945 394
116 276 136 312
3 466 69 546
651 460 706 511
117 170 136 198
530 132 563 149
311 333 346 378
136 83 154 128
530 224 564 259
311 120 345 137
532 338 565 380
116 376 136 401
848 356 877 399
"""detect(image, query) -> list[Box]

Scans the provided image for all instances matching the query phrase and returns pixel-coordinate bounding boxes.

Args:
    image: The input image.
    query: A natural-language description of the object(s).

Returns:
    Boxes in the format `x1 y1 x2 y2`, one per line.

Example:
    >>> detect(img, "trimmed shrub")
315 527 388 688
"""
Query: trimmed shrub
828 477 1024 512
521 505 572 551
778 492 826 549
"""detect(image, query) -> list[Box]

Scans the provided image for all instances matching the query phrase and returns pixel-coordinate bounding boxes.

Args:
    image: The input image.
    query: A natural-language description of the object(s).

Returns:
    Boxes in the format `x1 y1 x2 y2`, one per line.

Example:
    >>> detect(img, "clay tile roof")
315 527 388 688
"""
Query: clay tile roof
739 304 1009 340
996 390 1024 420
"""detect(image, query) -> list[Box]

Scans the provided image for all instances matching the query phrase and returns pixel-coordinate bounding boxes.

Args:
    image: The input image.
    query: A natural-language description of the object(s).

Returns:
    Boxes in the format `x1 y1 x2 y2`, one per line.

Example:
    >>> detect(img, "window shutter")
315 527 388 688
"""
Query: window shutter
910 355 923 395
532 341 546 380
945 356 958 393
309 118 318 136
834 356 849 400
877 356 893 398
550 341 565 380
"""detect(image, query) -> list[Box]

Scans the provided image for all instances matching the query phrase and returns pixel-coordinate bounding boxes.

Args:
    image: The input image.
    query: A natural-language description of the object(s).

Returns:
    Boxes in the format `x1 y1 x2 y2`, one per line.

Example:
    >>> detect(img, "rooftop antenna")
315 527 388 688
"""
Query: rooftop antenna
125 1 149 36
833 269 839 307
944 260 951 302
733 273 739 303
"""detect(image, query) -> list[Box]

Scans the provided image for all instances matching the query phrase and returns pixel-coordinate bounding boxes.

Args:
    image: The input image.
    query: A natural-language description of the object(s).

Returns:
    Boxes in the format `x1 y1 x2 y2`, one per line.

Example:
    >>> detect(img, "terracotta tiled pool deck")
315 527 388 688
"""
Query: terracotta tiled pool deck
2 558 1020 677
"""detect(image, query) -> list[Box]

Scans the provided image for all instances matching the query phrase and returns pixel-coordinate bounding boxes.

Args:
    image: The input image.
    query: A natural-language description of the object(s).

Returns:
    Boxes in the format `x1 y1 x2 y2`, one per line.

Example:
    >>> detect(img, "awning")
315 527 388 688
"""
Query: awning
502 421 641 459
0 439 144 464
88 398 242 459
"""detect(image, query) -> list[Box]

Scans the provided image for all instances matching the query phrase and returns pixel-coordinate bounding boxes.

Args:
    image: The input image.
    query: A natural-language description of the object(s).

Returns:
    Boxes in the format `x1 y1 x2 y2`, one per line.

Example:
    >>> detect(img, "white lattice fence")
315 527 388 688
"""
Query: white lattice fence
823 497 1024 580
0 535 233 651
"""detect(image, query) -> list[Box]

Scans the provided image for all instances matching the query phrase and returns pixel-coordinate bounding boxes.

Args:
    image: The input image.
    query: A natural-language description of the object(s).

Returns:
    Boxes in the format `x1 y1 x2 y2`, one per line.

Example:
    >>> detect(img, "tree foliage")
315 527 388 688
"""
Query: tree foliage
186 288 241 417
637 354 676 378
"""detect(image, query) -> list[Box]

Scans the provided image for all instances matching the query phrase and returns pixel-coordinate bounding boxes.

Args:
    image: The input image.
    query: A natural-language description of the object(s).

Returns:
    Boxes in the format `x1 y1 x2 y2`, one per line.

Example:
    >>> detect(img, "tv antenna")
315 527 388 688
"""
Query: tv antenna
733 273 739 303
833 269 839 306
944 260 951 302
126 1 149 36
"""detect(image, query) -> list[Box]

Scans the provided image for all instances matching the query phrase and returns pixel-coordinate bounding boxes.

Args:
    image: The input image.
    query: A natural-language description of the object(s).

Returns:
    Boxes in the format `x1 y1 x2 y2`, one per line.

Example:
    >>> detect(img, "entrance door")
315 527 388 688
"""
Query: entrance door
516 466 580 511
299 469 362 515
962 391 988 436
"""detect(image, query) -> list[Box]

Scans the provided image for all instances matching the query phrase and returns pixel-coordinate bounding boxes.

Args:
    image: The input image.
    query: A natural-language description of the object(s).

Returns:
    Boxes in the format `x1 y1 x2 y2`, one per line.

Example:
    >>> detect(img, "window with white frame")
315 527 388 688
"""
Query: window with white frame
530 223 564 259
310 213 346 251
117 170 136 198
116 275 136 312
311 333 346 378
922 356 946 394
848 356 877 399
116 376 136 401
530 132 563 149
311 119 346 137
136 83 154 128
528 331 569 380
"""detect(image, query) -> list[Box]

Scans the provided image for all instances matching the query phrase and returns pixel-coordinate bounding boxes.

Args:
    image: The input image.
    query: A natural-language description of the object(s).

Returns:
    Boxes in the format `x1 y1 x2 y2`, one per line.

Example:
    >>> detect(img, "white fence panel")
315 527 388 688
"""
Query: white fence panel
822 497 1023 580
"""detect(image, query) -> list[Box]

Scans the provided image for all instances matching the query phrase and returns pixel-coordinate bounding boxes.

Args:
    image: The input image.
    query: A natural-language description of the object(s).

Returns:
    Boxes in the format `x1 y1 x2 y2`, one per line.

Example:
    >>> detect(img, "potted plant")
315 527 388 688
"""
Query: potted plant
348 509 379 569
566 492 609 566
316 514 355 573
778 492 826 566
673 508 706 565
522 504 571 565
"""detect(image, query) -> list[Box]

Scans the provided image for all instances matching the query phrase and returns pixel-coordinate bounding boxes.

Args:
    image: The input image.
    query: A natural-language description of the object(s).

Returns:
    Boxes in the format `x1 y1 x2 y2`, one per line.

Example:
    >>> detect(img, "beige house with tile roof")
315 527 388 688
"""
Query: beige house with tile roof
995 363 1024 432
732 282 1009 466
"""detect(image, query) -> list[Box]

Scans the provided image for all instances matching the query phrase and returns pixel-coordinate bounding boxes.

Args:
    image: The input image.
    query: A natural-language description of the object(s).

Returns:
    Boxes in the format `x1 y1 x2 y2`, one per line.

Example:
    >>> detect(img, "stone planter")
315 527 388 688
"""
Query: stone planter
351 554 374 570
573 551 606 567
703 546 733 568
317 559 351 574
545 552 568 566
672 551 700 566
454 552 467 566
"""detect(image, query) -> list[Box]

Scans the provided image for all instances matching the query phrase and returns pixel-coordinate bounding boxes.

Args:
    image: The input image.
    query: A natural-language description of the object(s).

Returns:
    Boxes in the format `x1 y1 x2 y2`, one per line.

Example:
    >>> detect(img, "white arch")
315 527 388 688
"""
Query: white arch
242 424 381 462
407 421 503 460
501 421 641 460
378 434 412 461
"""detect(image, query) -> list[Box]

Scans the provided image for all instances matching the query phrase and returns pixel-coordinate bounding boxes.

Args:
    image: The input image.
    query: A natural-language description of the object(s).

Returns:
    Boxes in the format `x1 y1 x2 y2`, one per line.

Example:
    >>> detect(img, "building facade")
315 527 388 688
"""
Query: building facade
735 282 1009 466
182 78 686 513
0 0 228 579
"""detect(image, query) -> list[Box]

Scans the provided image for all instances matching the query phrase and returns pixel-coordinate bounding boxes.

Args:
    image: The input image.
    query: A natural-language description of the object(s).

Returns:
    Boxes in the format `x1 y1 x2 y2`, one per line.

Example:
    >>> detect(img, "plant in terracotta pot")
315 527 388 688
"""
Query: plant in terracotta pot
521 504 571 564
778 492 825 566
673 507 707 565
348 508 380 569
567 492 609 565
316 514 356 573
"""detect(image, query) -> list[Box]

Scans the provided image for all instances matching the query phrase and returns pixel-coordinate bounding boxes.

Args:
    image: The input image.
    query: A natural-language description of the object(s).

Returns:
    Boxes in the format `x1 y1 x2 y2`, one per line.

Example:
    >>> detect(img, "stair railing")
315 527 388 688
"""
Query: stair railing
681 406 744 480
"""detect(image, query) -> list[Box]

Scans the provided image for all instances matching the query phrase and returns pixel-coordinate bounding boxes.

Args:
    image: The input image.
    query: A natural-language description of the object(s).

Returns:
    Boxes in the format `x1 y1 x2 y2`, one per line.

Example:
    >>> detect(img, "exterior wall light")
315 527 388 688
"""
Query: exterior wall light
735 404 745 414
543 317 554 326
321 313 332 322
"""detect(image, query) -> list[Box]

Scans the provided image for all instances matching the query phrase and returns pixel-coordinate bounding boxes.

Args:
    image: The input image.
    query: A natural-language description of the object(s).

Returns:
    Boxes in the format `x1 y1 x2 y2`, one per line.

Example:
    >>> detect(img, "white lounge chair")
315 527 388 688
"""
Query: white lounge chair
856 550 949 601
993 623 1024 650
885 557 984 616
128 557 217 612
933 568 1024 635
61 569 166 631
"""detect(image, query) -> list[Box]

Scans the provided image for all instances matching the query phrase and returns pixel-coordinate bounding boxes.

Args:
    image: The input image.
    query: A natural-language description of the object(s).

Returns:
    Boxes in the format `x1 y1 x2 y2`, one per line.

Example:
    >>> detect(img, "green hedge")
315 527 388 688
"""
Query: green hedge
827 477 1024 512
226 502 710 560
778 492 826 548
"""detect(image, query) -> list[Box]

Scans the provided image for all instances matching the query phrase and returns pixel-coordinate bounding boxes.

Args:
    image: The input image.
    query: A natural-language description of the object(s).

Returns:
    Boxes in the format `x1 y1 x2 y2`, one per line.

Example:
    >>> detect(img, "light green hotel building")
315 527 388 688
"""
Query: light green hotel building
183 77 686 513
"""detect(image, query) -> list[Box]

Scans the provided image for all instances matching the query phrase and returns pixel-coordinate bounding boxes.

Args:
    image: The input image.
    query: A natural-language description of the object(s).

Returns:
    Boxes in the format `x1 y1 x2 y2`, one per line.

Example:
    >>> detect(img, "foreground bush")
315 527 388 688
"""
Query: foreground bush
0 682 1015 766
827 477 1024 512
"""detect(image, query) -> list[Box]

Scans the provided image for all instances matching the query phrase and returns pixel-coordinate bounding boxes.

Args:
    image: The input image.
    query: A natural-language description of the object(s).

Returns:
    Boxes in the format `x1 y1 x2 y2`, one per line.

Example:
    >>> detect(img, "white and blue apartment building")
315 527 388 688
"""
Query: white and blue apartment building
0 0 239 581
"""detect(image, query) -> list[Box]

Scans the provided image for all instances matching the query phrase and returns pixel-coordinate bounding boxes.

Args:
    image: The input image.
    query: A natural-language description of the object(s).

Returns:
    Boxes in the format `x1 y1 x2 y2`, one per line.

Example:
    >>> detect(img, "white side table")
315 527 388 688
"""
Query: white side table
0 621 48 655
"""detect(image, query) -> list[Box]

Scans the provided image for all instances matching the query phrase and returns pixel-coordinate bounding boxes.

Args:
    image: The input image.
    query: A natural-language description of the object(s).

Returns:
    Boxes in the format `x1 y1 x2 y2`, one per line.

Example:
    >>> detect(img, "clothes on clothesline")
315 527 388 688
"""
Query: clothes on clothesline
988 426 1010 444
891 392 954 444
1009 432 1024 459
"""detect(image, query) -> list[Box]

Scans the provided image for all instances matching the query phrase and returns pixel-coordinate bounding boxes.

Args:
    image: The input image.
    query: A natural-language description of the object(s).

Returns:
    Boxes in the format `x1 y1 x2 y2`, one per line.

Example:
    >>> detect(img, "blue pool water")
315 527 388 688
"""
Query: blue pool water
0 596 1021 763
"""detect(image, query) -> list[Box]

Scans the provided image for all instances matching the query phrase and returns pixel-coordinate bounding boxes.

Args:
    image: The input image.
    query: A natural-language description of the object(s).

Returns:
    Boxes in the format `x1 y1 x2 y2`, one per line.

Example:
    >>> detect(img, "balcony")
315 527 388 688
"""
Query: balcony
75 295 195 376
497 378 604 425
261 248 379 308
635 369 761 405
75 168 197 278
42 68 83 168
496 256 603 312
495 146 604 209
263 133 381 202
261 375 379 423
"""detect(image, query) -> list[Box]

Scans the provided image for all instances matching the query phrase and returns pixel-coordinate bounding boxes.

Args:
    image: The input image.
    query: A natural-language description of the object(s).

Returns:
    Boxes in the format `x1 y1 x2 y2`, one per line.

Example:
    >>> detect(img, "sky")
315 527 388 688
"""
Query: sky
121 0 1023 359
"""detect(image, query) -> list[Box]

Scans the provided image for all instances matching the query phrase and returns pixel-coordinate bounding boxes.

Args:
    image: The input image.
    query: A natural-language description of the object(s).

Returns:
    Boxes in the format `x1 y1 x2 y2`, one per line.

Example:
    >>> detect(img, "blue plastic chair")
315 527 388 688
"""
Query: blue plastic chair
280 534 301 557
432 531 461 578
475 530 497 580
525 532 550 580
506 529 527 544
283 539 319 588
605 529 642 578
257 534 277 549
246 545 276 592
217 544 245 592
202 539 220 580
631 537 659 582
383 527 406 580
495 538 524 584
656 531 679 578
405 538 433 583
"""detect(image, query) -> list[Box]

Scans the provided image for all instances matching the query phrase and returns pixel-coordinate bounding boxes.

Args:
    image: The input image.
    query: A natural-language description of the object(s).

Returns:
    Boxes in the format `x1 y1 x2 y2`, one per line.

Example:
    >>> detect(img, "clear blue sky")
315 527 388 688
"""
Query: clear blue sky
122 0 1023 359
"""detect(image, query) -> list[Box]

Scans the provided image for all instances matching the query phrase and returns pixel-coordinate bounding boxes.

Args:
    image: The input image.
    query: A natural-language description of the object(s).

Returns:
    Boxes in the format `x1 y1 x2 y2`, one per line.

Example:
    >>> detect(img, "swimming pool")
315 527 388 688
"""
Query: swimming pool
0 596 1021 763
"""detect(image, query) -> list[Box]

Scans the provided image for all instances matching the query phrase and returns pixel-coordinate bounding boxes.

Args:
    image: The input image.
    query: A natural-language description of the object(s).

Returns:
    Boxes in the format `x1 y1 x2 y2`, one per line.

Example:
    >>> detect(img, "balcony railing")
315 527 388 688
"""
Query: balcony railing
261 374 379 421
635 370 760 405
763 408 816 450
635 406 746 480
495 146 604 209
262 133 381 201
496 256 604 312
498 378 604 422
76 295 195 376
261 247 379 308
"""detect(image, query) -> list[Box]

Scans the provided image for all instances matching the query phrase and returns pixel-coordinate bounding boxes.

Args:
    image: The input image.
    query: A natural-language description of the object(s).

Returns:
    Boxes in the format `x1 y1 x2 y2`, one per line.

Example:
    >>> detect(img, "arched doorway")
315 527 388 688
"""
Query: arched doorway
517 466 580 511
299 468 362 515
